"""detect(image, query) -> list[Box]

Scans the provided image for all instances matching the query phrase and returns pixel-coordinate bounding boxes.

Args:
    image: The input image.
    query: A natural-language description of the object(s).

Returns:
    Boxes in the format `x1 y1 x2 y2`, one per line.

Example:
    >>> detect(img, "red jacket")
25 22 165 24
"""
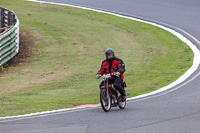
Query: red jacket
98 57 125 80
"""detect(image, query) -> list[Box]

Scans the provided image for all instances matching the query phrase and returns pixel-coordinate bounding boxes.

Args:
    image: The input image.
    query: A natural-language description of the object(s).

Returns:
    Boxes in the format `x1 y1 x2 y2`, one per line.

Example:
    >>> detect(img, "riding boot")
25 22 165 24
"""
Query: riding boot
122 94 126 102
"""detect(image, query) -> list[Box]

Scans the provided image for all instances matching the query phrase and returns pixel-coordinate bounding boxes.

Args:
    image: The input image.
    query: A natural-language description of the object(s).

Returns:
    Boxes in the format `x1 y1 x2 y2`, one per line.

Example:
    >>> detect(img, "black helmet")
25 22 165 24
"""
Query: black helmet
105 48 115 60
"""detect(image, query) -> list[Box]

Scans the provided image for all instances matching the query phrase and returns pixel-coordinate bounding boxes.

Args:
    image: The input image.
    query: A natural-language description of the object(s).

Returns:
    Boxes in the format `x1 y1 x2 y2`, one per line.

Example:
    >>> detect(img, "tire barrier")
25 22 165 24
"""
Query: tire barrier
0 7 19 66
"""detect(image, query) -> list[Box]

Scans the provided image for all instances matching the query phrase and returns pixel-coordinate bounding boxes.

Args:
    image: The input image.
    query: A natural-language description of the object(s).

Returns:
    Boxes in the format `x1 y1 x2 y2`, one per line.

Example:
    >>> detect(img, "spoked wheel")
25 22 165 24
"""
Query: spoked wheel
100 89 111 112
118 96 126 109
119 101 126 109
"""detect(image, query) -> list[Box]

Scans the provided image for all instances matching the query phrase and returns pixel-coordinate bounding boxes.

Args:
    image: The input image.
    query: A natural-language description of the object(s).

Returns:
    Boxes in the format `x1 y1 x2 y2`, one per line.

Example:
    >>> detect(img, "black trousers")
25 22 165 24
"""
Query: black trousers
99 77 125 95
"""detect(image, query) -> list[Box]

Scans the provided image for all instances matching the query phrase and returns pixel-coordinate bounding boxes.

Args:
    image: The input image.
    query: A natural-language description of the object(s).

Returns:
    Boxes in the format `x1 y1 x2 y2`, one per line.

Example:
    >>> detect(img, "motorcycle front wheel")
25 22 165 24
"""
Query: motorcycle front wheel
100 89 111 112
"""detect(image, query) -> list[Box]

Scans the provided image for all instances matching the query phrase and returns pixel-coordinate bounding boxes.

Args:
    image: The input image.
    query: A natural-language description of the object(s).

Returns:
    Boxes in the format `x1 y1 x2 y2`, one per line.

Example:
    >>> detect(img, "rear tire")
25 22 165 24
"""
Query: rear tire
100 89 111 112
119 100 126 109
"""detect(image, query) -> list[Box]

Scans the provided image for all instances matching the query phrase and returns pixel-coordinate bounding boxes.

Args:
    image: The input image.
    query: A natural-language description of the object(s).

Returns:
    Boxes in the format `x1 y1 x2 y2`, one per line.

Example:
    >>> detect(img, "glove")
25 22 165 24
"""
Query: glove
96 74 101 80
115 72 120 77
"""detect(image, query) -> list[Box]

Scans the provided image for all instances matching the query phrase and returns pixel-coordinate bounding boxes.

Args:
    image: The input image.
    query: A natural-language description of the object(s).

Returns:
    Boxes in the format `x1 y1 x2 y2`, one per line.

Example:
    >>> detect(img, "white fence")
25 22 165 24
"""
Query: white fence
0 7 19 66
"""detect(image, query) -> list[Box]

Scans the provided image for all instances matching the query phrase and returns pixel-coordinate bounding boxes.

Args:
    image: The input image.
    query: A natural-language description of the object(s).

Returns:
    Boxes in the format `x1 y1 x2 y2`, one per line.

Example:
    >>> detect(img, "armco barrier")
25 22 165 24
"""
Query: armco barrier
0 7 19 66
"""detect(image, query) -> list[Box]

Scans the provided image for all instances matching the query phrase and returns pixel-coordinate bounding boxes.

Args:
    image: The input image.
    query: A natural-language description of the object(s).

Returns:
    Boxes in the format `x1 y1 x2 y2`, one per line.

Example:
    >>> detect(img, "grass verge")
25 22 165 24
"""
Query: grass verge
0 0 193 116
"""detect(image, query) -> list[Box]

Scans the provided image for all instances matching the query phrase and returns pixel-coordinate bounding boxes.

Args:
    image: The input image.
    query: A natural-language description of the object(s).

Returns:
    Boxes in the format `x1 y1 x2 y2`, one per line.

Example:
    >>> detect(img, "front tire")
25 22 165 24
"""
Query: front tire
100 89 111 112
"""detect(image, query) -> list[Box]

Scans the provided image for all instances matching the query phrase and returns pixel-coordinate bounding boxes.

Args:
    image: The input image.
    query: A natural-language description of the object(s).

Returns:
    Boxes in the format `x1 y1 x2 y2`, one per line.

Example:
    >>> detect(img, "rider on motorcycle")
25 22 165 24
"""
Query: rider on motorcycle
96 48 126 102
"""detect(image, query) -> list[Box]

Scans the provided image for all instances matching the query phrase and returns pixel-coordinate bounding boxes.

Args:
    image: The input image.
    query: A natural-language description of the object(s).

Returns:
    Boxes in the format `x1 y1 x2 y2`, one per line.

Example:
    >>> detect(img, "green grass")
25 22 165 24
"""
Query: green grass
0 0 193 116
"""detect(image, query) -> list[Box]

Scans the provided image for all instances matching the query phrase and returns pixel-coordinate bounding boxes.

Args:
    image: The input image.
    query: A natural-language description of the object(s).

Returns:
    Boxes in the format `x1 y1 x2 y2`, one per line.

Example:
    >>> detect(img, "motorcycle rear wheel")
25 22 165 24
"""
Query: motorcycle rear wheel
119 100 126 109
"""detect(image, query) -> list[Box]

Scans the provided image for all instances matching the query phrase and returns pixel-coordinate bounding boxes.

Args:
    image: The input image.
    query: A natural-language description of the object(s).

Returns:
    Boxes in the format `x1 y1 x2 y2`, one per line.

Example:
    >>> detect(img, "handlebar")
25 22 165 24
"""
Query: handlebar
100 73 117 80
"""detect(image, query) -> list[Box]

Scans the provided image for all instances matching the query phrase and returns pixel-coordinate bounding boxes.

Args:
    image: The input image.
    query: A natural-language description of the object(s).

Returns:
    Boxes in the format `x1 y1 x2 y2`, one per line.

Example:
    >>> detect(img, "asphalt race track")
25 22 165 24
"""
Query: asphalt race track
1 0 200 132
